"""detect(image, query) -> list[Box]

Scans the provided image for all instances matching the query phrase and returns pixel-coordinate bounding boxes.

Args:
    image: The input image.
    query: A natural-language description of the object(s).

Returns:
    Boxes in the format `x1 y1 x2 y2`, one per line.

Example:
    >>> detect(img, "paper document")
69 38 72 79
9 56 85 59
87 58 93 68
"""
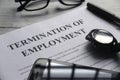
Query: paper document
0 7 120 80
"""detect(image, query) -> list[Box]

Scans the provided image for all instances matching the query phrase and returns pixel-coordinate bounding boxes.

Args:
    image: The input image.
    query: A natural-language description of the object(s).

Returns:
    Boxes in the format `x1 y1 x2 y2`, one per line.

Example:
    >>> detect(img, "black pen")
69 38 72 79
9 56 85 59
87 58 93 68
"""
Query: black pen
87 3 120 27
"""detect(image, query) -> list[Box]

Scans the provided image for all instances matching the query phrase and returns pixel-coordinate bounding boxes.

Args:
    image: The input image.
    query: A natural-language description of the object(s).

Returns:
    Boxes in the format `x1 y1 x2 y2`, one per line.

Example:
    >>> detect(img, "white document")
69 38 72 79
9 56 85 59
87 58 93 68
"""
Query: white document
0 7 120 80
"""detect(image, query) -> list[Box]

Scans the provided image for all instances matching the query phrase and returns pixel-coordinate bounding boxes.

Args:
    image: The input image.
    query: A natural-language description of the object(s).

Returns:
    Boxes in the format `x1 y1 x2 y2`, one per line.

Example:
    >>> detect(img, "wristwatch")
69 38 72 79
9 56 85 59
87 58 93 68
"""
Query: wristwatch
86 29 120 53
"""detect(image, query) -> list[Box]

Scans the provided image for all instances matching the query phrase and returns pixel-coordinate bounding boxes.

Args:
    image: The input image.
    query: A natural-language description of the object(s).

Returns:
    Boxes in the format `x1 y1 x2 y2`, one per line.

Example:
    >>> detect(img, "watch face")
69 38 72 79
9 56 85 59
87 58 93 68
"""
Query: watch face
92 29 113 44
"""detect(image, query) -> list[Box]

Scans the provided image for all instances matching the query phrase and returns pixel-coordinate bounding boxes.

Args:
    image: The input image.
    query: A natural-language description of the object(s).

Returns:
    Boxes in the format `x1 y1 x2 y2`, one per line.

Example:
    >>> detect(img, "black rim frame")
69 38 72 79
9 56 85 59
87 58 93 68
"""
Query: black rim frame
16 0 85 11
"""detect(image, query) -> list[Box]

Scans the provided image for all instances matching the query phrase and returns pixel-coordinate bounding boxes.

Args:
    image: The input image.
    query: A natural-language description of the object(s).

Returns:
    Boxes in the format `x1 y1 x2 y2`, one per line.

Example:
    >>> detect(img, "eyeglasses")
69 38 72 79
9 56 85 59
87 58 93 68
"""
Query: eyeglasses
15 0 85 12
86 29 120 53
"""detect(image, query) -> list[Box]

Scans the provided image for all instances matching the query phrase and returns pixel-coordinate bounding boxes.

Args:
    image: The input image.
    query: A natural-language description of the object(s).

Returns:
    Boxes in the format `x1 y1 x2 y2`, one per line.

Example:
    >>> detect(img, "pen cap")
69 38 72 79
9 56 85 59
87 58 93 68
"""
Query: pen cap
87 3 112 21
87 3 120 27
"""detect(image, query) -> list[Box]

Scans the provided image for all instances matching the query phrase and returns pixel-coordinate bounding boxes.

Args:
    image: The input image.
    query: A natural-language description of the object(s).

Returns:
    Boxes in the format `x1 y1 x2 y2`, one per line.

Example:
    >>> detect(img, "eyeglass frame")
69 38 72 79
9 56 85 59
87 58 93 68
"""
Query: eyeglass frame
15 0 85 12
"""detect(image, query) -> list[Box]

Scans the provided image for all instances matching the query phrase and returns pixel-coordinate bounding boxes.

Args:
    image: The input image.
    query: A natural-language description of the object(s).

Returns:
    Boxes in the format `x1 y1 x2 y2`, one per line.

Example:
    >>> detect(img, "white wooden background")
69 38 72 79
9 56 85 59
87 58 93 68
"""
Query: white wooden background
0 0 120 35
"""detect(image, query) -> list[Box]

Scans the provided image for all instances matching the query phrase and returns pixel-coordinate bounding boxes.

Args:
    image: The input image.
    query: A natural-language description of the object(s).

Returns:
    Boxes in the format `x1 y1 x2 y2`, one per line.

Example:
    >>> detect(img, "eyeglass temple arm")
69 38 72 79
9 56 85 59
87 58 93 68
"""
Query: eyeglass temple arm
81 0 85 2
15 0 26 2
17 0 31 11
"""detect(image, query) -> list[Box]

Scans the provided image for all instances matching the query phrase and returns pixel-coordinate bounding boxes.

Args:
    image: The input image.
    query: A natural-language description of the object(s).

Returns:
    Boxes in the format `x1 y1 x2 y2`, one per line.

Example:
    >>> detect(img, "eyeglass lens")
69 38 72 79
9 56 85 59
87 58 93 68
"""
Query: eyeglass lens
24 0 48 10
18 0 84 11
61 0 83 5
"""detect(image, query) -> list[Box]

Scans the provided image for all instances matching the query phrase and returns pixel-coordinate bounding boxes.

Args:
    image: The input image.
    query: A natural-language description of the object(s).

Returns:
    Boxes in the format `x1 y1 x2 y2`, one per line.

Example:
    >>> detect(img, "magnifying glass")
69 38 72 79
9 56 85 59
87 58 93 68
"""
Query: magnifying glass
85 29 120 53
